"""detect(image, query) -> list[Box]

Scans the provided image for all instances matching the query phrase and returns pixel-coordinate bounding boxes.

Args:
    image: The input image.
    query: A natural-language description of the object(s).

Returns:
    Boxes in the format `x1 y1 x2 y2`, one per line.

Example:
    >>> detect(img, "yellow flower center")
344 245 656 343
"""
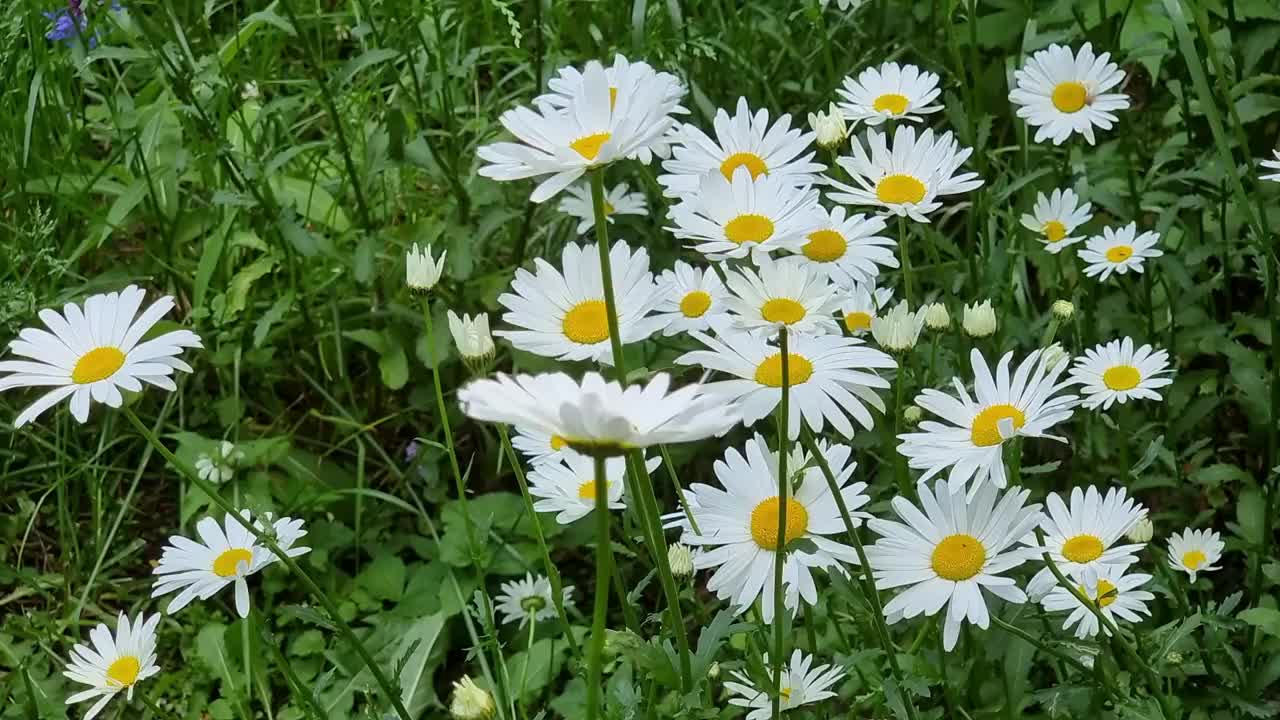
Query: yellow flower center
1051 81 1088 113
1085 579 1119 608
562 300 610 344
106 655 141 687
780 686 793 700
844 311 873 332
550 434 568 451
1043 220 1068 243
680 290 713 318
931 534 986 581
1182 549 1206 570
213 548 253 578
577 480 608 500
1106 245 1134 263
1061 534 1104 563
724 213 775 245
749 496 809 549
873 92 910 115
1103 365 1142 391
875 174 926 205
970 404 1026 447
754 353 814 387
802 229 848 262
71 346 126 385
569 132 612 161
720 152 769 181
760 298 807 325
603 201 616 215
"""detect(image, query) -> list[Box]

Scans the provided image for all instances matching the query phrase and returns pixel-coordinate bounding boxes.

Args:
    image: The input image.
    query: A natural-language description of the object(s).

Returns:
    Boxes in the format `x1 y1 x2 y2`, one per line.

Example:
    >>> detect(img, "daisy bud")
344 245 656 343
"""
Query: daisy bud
1041 342 1069 371
241 82 259 101
962 300 997 338
668 542 695 578
923 302 950 330
449 676 496 720
1052 299 1075 320
1127 517 1154 543
708 661 721 679
807 102 848 150
903 405 923 425
870 302 924 352
407 243 446 294
447 311 496 371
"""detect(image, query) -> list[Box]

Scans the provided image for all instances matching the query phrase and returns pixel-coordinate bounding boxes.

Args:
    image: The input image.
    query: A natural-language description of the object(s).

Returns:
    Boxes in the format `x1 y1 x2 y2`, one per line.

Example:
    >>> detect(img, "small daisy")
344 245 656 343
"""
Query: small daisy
0 285 202 428
1262 150 1280 182
1023 485 1148 600
1069 337 1173 410
723 256 842 336
64 613 161 720
791 205 897 287
658 97 825 196
827 126 983 222
675 321 895 439
1078 223 1162 281
652 261 730 336
495 573 575 628
838 283 894 335
151 510 311 618
866 479 1043 650
1009 42 1130 145
528 452 661 524
725 650 845 719
555 180 649 234
195 440 244 484
495 240 664 365
1041 565 1154 639
511 426 579 465
1020 188 1092 253
897 348 1078 498
1167 528 1224 581
836 62 943 127
667 166 825 262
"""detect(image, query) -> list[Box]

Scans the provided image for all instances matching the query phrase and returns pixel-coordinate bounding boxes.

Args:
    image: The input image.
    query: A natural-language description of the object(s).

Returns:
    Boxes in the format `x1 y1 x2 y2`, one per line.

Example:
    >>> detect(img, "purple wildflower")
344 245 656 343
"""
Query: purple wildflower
43 0 122 48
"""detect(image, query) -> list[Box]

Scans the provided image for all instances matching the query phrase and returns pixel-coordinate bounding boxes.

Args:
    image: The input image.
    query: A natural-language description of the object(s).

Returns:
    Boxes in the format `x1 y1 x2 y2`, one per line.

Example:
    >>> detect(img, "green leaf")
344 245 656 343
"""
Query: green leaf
254 291 294 348
268 176 351 232
356 553 406 602
1236 488 1265 545
379 336 409 390
1239 607 1280 639
395 614 447 715
225 255 277 320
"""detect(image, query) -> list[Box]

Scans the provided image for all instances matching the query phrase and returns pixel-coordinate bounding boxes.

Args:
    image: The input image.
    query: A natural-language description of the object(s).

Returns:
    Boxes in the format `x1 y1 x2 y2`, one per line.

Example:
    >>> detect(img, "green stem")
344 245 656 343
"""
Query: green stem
771 326 791 719
585 455 613 720
989 615 1096 678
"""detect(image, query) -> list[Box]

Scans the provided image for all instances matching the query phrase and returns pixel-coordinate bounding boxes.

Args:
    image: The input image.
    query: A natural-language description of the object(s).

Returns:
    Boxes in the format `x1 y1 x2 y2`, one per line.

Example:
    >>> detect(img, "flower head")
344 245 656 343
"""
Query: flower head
407 244 446 293
723 256 842 337
962 300 997 337
1023 485 1148 600
449 676 496 720
1009 42 1130 145
495 573 574 627
527 452 660 524
725 650 845 719
1079 224 1162 281
1041 565 1154 639
838 283 893 335
923 302 950 329
556 181 648 234
1021 189 1092 253
651 261 730 337
1127 517 1154 543
1167 528 1223 581
64 612 161 720
807 102 848 149
836 62 943 127
1069 337 1173 410
195 441 244 484
1051 299 1075 320
792 206 896 288
1262 150 1280 182
871 302 925 352
668 543 695 578
447 311 496 368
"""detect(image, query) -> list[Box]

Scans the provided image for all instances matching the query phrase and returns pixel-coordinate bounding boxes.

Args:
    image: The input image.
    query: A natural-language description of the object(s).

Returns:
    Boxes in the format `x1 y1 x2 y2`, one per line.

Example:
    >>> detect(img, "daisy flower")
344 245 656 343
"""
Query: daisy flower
667 166 825 262
723 256 842 337
897 348 1078 498
827 126 983 222
527 452 661 524
838 283 894 335
675 321 895 439
151 510 311 618
1078 223 1162 281
651 261 730 336
870 302 925 352
658 97 825 196
495 573 575 628
725 650 845 719
1023 485 1148 600
195 440 244 484
511 426 579 465
1009 42 1130 145
1069 337 1173 410
836 62 943 127
555 180 649 234
64 613 161 720
1020 188 1092 253
792 205 897 287
494 240 664 365
1262 150 1280 182
667 435 870 621
865 479 1043 650
407 243 446 293
1041 565 1154 639
1167 528 1224 581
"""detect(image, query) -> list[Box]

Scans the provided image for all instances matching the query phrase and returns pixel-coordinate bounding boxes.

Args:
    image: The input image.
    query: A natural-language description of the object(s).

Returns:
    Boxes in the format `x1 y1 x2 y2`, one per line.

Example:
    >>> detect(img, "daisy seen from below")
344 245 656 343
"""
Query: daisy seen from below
1041 565 1154 639
555 180 648 234
1069 337 1173 410
527 452 661 524
1009 42 1130 145
495 573 575 628
675 320 895 439
1262 150 1280 182
827 126 983 222
666 435 870 621
793 205 897 287
651 261 730 336
64 613 161 720
151 510 310 618
1168 528 1224 581
725 649 845 719
865 479 1043 650
1020 188 1092 254
723 256 841 337
1078 223 1162 281
1023 485 1148 600
839 282 894 335
667 166 825 262
511 426 579 466
897 348 1078 498
494 240 664 365
836 62 943 127
0 285 202 428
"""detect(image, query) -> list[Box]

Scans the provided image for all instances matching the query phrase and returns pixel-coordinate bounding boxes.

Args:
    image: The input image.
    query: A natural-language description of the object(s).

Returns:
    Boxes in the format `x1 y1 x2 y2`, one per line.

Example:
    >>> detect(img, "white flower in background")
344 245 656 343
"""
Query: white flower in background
836 62 943 127
923 302 950 330
449 675 496 720
1051 299 1075 320
1127 517 1154 543
820 0 870 10
151 511 310 618
511 426 578 466
64 613 161 720
1079 223 1162 281
0 285 202 428
1069 337 1173 410
651 261 730 336
195 441 244 484
1023 485 1148 600
723 256 842 337
839 283 894 335
1020 188 1092 253
668 543 696 577
447 311 496 366
527 452 660 524
870 302 925 352
903 405 923 424
1010 43 1129 146
807 102 848 149
827 126 983 222
241 82 259 100
866 480 1043 650
1262 150 1280 182
1041 342 1069 371
1167 528 1224 581
725 649 845 719
407 243 446 293
962 300 997 338
1041 565 1155 639
792 206 896 288
495 573 574 627
555 181 649 234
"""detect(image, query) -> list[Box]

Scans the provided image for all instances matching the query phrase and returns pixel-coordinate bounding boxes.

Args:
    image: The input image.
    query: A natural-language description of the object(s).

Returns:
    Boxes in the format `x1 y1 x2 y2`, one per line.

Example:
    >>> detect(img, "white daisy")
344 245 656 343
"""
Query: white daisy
195 440 244 484
1019 188 1092 254
555 181 649 234
838 283 894 335
494 240 663 365
528 452 661 524
897 348 1078 498
865 479 1043 650
511 426 579 466
723 256 842 337
1069 337 1173 410
1009 42 1130 145
0 285 203 428
651 261 730 336
151 510 311 618
1041 565 1154 639
494 573 575 628
1262 150 1280 182
725 649 845 719
870 301 925 353
1078 223 1162 281
791 205 897 287
1023 485 1148 600
675 321 895 439
407 243 446 293
827 126 983 222
836 62 943 127
64 613 161 720
1167 528 1224 582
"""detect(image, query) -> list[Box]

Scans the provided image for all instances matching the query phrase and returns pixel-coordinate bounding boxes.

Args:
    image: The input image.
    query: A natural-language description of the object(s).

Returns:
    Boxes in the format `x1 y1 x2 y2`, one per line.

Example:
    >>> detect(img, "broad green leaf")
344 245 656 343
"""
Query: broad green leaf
268 176 351 232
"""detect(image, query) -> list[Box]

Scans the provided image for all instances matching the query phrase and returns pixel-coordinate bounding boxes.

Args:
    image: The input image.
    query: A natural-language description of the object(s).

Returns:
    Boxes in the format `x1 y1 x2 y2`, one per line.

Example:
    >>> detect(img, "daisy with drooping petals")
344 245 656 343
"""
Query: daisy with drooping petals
1262 150 1280 182
1078 223 1162 281
651 261 730 336
870 302 925 353
0 285 202 428
836 62 943 127
1020 188 1092 254
1023 485 1148 600
556 180 649 234
827 126 983 222
1167 528 1224 582
897 348 1078 498
838 283 894 335
494 573 575 628
1069 337 1173 410
723 256 842 337
725 649 845 719
1041 565 1154 639
675 321 894 439
151 511 310 618
1009 42 1130 145
792 205 896 287
866 479 1043 650
495 240 664 365
512 426 579 465
667 167 825 262
528 452 661 524
64 613 161 720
